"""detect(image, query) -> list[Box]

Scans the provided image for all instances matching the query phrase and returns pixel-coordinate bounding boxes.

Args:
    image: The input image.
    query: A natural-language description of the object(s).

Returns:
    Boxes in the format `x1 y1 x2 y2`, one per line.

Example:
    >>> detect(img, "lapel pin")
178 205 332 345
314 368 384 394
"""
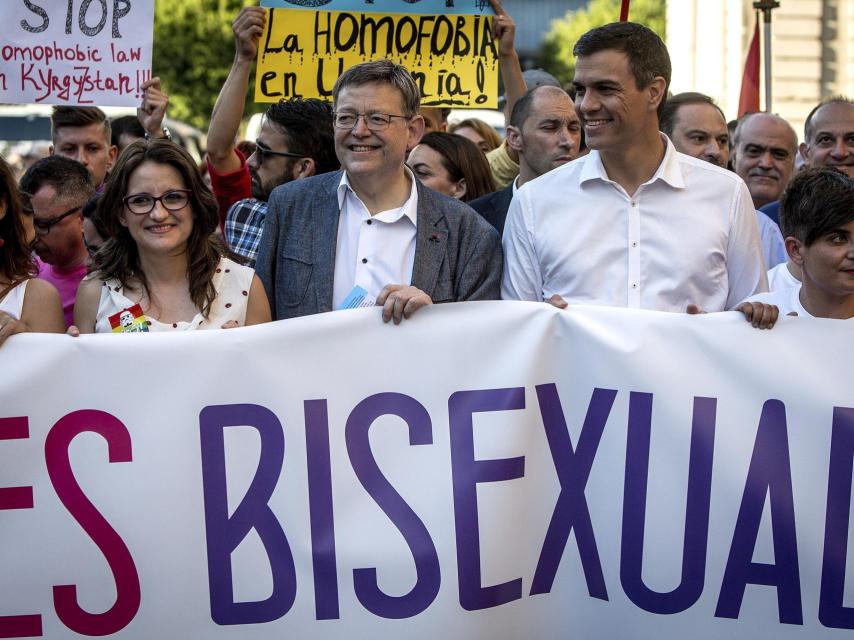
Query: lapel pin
429 234 440 243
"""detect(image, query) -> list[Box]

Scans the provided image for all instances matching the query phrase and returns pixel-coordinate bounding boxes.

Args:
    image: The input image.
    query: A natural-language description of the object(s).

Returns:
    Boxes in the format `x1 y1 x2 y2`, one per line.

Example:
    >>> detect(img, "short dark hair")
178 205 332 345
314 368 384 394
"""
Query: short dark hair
0 156 36 282
96 139 224 317
659 92 726 138
573 22 671 117
110 115 145 148
19 155 94 207
265 98 338 174
416 132 496 202
779 167 854 245
333 60 420 117
51 106 111 144
803 95 854 142
82 193 109 239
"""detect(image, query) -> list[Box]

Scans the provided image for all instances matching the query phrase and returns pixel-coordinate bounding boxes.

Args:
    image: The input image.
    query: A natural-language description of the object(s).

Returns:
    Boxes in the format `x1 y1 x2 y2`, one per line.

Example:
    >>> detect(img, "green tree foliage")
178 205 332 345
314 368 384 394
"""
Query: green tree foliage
536 0 666 87
153 0 257 131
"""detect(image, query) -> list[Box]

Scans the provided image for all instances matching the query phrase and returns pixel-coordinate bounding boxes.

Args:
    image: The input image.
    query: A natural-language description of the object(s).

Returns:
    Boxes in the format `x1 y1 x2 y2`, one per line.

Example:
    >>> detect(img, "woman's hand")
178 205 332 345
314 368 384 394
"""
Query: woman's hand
0 310 27 347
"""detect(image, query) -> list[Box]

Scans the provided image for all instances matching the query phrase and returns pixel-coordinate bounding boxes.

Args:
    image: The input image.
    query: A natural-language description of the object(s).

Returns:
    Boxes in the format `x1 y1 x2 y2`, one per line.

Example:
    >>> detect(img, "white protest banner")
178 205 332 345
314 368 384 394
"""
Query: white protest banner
1 0 154 106
0 302 852 638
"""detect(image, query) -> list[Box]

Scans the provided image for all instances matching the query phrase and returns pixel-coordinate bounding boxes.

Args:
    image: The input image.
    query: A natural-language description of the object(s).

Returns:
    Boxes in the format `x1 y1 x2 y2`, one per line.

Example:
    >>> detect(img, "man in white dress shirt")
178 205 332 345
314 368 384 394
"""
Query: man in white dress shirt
501 22 767 312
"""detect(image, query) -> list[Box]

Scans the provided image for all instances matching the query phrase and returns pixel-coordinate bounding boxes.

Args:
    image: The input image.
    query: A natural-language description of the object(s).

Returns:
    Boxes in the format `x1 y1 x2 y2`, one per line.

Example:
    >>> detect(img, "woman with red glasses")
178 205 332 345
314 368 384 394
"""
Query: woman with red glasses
73 139 271 333
0 156 65 345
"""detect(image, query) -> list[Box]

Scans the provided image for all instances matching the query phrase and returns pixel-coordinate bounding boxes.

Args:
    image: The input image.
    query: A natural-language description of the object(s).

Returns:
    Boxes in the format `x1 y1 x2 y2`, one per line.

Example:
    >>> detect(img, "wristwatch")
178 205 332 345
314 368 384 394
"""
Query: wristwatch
144 126 172 141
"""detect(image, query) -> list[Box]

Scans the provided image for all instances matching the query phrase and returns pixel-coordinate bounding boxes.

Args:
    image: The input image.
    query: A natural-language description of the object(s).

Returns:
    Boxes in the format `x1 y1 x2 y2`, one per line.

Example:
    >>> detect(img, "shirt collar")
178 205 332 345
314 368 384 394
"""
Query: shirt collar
337 167 419 225
579 134 686 190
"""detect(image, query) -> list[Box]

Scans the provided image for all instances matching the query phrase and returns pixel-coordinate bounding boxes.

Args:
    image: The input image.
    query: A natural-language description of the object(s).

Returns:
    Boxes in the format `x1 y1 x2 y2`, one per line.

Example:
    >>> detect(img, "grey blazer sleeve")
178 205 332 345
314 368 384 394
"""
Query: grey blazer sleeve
454 218 503 301
253 194 281 313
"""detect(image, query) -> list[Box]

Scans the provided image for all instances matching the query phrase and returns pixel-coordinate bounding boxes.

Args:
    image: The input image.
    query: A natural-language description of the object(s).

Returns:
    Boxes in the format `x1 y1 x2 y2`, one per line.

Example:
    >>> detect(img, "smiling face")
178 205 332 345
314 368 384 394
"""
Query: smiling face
333 82 423 186
670 102 730 168
572 49 664 155
801 102 854 178
120 161 193 258
733 114 797 209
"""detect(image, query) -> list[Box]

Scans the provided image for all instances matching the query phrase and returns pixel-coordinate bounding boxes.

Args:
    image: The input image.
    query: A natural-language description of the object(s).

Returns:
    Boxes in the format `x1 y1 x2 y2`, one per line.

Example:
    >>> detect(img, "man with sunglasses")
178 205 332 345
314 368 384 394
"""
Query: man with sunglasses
255 60 502 324
206 6 338 265
19 156 95 327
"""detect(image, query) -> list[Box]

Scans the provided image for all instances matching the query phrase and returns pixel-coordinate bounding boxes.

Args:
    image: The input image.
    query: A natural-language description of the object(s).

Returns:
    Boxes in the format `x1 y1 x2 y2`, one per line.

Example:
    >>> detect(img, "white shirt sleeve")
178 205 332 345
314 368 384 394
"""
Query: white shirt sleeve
501 189 543 301
723 182 769 309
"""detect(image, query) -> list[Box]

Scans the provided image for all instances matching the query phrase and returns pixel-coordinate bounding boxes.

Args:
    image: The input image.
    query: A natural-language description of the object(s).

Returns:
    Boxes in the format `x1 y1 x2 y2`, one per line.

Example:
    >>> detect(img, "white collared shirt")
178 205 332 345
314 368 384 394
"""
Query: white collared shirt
501 137 768 312
332 170 419 309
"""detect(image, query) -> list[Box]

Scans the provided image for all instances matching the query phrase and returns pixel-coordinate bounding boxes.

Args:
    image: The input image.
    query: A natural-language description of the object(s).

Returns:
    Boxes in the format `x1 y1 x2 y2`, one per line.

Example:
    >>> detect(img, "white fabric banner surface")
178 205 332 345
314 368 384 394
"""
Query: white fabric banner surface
2 0 154 106
0 301 852 639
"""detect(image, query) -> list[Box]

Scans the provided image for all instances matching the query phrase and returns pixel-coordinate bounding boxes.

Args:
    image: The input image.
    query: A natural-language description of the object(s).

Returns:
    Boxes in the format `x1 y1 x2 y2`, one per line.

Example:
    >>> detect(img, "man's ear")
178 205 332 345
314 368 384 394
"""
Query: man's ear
798 141 810 164
407 114 426 151
107 145 118 170
506 125 523 153
49 145 55 156
293 157 316 179
785 236 805 265
648 76 667 113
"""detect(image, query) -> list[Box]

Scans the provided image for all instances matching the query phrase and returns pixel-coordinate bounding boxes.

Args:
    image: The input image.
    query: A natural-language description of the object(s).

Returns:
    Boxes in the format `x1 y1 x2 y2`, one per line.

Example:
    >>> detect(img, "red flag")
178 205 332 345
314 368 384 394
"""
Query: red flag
738 15 761 116
620 0 630 21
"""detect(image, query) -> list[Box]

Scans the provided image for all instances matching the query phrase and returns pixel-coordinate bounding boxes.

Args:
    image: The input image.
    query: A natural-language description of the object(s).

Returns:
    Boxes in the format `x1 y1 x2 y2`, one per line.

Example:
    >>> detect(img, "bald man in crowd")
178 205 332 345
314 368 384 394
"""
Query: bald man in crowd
732 112 797 211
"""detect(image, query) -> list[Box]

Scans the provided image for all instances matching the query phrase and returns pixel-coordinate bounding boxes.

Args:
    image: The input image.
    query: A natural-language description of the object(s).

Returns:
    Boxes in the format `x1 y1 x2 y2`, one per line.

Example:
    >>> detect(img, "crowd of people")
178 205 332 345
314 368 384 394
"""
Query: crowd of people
0 1 852 347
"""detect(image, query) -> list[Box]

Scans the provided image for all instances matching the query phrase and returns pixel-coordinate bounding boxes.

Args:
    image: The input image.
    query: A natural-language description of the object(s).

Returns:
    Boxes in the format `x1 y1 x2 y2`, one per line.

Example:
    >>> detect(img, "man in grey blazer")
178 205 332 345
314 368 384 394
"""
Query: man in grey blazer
255 60 502 323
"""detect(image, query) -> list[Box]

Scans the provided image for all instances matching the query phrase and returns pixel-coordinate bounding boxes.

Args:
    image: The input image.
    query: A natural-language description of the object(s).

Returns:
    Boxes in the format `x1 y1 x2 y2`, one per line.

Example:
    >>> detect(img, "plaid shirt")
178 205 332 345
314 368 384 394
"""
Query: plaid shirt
224 198 268 267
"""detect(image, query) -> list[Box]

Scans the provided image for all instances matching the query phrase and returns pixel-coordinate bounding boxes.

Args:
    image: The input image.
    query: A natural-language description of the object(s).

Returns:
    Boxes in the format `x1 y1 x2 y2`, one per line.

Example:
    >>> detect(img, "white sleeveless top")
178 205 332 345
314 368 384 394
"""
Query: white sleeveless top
94 257 255 333
0 280 28 319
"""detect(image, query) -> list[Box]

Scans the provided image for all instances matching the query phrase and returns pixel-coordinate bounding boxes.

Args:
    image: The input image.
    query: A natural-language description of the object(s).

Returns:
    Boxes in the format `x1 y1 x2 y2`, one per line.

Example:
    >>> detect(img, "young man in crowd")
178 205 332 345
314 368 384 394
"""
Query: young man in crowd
470 85 581 235
19 157 95 326
49 78 169 189
49 106 116 190
206 6 338 265
740 167 854 323
660 92 786 268
501 22 766 311
254 60 502 324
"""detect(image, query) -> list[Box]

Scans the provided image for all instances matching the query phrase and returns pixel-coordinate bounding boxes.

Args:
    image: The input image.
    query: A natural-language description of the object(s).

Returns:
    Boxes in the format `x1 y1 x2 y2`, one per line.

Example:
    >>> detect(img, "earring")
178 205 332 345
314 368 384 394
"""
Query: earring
0 236 5 248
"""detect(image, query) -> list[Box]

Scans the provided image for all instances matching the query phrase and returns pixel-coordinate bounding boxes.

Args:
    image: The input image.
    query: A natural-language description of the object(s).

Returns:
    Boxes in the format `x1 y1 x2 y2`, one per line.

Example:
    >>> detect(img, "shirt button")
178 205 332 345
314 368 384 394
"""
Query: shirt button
631 202 637 207
366 219 372 225
631 241 638 248
632 283 638 289
362 258 368 264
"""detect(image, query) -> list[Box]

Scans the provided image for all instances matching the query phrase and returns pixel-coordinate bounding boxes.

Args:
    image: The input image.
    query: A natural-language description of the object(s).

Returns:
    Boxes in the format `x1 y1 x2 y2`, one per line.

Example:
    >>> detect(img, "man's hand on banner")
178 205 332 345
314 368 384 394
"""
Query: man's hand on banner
377 285 433 324
233 6 266 63
547 294 568 310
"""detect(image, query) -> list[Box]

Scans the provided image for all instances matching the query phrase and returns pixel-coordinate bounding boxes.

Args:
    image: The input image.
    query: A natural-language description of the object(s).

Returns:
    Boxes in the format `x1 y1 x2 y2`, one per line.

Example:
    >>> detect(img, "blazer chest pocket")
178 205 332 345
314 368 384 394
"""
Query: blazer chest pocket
279 252 313 308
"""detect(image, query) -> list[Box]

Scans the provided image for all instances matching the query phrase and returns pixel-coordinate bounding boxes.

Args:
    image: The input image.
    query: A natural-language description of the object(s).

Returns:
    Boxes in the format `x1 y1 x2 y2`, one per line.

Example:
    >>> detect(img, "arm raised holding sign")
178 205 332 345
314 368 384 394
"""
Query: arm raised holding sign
489 0 526 116
138 77 171 140
207 7 265 178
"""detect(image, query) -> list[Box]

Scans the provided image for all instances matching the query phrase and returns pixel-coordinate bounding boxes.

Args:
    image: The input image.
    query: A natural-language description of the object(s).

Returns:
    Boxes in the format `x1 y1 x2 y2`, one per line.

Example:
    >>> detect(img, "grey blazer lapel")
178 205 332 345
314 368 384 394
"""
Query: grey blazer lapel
312 173 343 312
411 184 448 297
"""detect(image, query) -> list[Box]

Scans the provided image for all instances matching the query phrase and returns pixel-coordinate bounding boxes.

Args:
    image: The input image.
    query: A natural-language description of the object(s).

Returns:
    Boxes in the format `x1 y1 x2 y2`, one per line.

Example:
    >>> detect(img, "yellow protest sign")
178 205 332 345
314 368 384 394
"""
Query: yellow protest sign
254 9 498 108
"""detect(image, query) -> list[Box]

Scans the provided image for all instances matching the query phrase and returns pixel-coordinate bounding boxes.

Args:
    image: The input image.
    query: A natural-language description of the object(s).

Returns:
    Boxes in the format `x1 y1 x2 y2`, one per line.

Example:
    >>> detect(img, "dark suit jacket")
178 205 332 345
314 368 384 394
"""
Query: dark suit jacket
255 171 503 320
469 184 514 236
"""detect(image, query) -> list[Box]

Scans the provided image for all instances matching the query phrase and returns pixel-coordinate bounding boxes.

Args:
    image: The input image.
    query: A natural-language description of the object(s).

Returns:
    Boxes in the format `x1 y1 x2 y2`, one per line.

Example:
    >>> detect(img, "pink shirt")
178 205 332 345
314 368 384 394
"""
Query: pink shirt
36 258 87 327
